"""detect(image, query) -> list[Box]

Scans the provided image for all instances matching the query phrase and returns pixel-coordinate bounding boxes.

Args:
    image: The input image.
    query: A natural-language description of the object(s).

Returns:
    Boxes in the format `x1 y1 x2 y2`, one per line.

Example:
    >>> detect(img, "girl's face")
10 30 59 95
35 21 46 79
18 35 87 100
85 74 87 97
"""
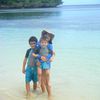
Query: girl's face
40 40 48 47
43 33 51 41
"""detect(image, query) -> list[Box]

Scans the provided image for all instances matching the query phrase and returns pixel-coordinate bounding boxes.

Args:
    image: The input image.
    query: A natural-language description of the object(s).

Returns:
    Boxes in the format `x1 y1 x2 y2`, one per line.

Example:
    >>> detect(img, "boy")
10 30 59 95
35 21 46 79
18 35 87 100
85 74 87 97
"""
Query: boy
33 37 53 97
22 36 38 95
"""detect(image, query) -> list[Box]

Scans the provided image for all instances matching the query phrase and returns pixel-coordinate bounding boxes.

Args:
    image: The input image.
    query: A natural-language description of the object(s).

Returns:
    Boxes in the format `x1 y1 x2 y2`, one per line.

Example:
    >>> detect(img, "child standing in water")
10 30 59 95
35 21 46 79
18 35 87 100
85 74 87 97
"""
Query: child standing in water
33 30 55 97
22 36 38 95
41 30 55 61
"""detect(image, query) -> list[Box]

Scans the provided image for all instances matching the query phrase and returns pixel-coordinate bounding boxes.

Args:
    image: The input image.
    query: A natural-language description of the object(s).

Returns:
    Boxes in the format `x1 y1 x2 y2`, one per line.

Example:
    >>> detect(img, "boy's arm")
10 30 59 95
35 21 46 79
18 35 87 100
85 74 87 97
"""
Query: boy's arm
22 57 27 74
32 53 38 57
22 49 31 74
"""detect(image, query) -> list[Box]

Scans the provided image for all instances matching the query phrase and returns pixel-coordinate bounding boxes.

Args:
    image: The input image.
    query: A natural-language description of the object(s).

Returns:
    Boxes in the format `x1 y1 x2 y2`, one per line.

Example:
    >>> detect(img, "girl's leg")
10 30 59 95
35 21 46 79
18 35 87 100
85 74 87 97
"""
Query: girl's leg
38 67 46 92
33 82 37 90
37 62 42 87
41 70 46 92
38 67 42 86
45 69 51 97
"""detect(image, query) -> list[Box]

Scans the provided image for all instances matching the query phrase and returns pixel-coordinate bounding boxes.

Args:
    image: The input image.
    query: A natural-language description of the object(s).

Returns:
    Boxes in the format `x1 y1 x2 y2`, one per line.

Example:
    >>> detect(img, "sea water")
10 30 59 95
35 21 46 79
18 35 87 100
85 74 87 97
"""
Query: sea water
0 5 100 100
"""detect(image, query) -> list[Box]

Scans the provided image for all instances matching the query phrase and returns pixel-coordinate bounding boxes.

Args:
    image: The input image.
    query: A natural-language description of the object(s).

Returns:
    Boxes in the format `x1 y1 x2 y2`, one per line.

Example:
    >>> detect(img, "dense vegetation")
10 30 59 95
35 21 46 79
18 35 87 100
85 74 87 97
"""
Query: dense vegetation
0 0 62 8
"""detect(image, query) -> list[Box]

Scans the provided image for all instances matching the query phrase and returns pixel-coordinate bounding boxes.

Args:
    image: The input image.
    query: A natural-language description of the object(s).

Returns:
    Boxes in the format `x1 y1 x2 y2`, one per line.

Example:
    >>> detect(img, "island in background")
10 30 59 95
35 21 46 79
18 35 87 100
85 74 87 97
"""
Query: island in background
0 0 63 9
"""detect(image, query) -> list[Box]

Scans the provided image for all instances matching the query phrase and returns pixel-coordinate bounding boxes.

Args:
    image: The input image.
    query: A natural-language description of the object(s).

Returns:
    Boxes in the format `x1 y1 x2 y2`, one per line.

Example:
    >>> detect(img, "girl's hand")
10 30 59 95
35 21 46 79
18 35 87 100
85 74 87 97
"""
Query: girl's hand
50 56 54 62
41 56 47 61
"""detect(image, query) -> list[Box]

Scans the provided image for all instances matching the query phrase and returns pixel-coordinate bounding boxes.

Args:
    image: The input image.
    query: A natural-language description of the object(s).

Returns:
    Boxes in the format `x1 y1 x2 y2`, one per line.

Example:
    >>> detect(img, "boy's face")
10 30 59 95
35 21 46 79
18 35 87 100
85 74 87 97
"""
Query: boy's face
29 41 36 48
40 40 48 48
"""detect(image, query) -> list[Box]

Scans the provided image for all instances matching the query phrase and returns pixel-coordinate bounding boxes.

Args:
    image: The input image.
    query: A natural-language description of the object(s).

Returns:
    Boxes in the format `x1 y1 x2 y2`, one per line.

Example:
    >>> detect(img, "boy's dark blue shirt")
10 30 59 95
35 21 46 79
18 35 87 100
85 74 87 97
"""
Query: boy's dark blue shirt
25 47 38 58
25 48 31 58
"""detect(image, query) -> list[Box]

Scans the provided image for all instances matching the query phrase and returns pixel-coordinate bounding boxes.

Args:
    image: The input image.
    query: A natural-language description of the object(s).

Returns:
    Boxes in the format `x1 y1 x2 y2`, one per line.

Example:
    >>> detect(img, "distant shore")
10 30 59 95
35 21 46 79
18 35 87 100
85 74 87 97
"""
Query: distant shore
0 0 62 9
0 4 100 10
0 5 60 9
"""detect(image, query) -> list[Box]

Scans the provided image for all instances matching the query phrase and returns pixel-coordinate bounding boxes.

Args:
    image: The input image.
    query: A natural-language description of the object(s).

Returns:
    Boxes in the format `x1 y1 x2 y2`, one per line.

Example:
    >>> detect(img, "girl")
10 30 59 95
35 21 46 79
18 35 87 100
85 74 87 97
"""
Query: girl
33 30 55 97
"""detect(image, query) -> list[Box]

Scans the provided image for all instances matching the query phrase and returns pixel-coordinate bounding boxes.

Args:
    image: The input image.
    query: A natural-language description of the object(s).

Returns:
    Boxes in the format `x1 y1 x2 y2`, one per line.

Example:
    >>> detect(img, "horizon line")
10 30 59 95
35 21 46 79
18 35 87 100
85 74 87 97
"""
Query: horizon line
62 3 100 6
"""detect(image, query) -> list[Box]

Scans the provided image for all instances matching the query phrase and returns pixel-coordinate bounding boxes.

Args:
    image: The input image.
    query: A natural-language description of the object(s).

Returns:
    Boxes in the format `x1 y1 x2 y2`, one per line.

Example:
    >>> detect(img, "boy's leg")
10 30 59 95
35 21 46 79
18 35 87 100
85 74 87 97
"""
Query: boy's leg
26 82 33 97
45 69 51 97
26 83 30 94
25 67 31 95
32 66 38 91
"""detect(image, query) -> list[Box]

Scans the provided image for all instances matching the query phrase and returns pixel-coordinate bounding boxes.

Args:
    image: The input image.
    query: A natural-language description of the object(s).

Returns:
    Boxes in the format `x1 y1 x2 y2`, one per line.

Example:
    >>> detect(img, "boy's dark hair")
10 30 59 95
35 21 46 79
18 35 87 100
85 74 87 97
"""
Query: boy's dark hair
29 36 38 44
41 30 55 44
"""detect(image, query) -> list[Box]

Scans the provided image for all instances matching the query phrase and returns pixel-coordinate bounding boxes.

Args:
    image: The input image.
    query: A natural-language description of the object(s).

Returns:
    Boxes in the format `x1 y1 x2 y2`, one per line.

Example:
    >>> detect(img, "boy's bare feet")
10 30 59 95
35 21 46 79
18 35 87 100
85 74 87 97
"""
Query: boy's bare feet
26 92 33 97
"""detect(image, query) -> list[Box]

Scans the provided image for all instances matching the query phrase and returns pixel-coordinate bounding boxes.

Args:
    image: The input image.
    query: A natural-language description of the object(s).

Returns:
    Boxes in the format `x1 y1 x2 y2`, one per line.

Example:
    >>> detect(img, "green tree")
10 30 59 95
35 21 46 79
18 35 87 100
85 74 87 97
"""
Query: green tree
0 0 62 8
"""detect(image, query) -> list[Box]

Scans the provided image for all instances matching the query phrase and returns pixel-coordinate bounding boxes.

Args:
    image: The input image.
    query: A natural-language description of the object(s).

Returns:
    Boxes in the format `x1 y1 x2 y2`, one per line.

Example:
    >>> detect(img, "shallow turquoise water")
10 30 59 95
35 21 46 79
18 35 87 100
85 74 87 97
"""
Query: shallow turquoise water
0 5 100 100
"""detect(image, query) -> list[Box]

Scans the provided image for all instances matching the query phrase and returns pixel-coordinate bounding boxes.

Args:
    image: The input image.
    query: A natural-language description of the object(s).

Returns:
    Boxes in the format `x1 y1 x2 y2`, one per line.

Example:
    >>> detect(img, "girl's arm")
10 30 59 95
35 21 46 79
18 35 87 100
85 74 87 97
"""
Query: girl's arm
50 51 55 62
47 44 55 62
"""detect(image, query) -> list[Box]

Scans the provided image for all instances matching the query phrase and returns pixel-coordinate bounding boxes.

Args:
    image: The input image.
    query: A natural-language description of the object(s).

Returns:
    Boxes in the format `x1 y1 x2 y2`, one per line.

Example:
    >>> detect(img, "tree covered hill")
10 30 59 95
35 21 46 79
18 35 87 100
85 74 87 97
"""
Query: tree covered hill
0 0 62 8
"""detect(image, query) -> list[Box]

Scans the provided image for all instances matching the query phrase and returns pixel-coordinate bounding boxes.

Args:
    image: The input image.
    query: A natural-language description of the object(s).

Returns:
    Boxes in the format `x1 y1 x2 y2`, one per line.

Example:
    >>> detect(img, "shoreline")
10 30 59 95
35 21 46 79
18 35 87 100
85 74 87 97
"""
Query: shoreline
0 6 58 10
0 4 100 10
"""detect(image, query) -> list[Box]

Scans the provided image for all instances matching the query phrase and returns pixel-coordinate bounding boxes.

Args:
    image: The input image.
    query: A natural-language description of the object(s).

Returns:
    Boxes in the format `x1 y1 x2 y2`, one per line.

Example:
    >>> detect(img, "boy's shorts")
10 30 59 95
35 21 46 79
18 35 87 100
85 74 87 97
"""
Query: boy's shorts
25 66 38 83
40 62 51 70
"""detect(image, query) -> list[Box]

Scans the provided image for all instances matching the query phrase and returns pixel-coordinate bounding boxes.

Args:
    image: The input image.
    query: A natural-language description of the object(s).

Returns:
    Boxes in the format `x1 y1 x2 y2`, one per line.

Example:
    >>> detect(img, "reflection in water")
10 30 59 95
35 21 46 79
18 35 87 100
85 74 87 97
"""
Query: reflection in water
0 9 61 20
0 6 100 31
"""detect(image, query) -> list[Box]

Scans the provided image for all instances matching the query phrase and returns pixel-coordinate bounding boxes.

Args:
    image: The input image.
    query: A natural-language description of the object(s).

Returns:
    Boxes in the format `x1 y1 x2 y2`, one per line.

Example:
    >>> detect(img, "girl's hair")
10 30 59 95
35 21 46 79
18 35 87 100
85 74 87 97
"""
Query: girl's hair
41 30 55 44
40 37 49 43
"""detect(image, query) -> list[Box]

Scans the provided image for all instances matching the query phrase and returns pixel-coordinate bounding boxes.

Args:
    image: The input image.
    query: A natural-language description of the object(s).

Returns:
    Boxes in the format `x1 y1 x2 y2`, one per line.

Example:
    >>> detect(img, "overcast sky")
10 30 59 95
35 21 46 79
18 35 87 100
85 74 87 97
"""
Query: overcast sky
63 0 100 5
